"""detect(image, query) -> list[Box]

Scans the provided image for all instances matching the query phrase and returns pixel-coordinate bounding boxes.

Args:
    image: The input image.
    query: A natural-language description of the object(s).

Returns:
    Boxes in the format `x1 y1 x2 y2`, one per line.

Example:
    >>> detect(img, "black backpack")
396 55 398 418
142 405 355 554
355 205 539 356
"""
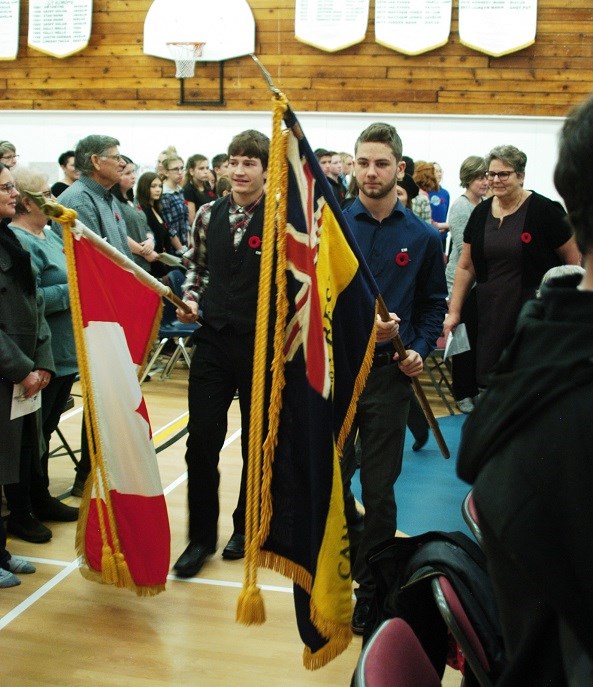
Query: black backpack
364 530 506 684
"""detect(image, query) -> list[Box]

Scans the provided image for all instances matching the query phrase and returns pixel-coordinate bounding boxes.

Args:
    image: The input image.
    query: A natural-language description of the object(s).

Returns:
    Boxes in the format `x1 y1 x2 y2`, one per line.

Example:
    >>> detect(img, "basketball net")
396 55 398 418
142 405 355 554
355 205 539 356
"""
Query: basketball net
166 41 206 79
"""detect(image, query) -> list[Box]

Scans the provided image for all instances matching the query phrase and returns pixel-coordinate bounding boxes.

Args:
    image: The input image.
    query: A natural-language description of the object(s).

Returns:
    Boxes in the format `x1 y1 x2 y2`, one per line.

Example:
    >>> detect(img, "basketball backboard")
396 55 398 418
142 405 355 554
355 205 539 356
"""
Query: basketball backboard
143 0 255 63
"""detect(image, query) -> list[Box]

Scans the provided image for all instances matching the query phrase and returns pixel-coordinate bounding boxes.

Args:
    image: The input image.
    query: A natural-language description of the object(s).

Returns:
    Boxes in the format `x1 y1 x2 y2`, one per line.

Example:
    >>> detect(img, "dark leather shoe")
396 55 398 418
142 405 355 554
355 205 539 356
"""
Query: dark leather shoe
222 533 245 560
412 432 429 452
351 598 370 636
173 542 213 578
7 512 52 543
34 496 79 522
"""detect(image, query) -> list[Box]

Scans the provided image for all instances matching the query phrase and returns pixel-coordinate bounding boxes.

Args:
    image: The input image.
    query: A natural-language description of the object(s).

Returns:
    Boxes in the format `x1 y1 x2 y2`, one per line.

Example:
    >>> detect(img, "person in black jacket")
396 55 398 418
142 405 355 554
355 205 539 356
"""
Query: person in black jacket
172 130 269 578
444 144 580 389
457 93 593 686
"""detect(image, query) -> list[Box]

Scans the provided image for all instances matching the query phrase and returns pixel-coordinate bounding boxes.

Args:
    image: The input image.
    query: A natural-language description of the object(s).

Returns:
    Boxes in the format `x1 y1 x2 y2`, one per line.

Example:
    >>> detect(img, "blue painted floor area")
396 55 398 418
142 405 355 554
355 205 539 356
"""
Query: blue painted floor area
350 413 473 538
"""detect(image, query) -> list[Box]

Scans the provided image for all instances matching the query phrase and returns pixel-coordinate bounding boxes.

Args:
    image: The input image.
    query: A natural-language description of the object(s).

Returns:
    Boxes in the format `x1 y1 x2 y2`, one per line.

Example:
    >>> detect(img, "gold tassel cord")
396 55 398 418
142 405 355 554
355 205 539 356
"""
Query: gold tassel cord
237 91 289 624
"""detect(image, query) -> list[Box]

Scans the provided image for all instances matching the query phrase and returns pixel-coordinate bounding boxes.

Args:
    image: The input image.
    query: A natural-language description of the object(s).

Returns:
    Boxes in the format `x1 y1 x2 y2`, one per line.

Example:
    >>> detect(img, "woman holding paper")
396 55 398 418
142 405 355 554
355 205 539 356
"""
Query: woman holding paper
444 145 580 390
0 162 54 587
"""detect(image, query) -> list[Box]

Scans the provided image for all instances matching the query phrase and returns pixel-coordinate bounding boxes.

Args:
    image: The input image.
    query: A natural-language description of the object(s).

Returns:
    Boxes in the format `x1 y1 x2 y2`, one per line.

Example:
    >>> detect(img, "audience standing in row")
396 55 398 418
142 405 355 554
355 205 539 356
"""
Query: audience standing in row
183 154 216 227
51 150 80 197
161 153 189 253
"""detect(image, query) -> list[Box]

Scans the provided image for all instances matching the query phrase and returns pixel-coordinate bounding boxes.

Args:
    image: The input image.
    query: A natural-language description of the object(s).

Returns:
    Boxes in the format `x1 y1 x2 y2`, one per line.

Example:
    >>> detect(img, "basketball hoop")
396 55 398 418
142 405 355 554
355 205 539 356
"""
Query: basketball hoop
166 41 206 79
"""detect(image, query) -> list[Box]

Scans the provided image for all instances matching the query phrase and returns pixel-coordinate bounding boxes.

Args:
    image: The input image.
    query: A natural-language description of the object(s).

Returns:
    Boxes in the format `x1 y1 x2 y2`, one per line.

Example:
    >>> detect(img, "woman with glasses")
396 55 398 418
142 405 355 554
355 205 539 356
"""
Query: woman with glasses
5 167 80 544
444 145 581 390
0 162 54 586
0 140 19 169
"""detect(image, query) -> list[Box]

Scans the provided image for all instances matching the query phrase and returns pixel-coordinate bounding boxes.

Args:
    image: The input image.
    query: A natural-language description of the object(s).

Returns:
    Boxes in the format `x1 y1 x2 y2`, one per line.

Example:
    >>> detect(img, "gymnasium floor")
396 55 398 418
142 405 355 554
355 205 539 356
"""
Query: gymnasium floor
0 361 463 686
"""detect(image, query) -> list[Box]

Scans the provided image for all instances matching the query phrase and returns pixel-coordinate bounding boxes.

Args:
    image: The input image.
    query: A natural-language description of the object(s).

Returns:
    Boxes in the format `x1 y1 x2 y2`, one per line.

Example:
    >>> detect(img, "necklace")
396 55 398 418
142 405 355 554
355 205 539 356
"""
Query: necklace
495 191 525 227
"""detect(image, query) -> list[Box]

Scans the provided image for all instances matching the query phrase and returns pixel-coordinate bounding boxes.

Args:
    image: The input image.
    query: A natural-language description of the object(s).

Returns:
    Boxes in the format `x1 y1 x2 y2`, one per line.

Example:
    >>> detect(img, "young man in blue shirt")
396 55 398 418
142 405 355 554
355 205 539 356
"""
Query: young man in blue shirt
341 122 448 634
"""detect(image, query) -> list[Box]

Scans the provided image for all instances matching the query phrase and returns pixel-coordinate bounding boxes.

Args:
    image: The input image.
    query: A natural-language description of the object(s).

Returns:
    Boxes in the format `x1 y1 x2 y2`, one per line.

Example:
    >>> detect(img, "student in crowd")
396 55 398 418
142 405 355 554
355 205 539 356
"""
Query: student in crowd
173 130 270 578
161 153 189 253
444 144 580 391
457 92 593 686
136 171 174 278
51 150 80 197
211 153 229 183
7 167 80 544
340 123 447 635
429 161 450 244
403 156 431 223
183 154 216 227
0 161 54 585
111 155 160 272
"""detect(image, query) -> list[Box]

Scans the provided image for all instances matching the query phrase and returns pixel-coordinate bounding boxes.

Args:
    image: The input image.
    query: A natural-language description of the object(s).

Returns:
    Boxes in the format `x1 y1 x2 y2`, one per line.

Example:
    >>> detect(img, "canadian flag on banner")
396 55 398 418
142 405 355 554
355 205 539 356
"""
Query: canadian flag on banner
65 229 171 596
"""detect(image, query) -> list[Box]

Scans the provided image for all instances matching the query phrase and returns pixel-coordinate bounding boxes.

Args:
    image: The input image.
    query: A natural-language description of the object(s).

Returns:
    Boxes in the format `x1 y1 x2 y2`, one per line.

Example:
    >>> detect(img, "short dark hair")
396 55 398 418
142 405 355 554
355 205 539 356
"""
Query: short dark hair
314 148 331 159
355 123 403 161
58 150 75 167
554 93 593 253
228 130 270 171
211 153 229 170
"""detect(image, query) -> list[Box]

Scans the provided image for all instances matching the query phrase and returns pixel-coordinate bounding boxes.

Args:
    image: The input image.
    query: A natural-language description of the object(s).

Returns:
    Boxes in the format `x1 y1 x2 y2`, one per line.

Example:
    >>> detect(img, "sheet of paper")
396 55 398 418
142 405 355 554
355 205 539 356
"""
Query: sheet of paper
10 384 42 420
444 323 471 360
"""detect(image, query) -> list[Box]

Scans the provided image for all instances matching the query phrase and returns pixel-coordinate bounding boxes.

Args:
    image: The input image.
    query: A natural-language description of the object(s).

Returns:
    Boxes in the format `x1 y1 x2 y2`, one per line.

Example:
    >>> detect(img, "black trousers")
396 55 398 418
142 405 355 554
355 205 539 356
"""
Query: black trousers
451 287 479 401
341 364 412 597
184 323 261 550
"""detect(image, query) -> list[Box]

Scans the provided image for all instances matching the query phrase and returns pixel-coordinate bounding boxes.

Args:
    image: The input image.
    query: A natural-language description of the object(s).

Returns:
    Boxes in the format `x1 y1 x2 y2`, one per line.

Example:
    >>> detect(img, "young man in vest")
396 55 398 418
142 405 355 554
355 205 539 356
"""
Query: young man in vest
173 130 269 577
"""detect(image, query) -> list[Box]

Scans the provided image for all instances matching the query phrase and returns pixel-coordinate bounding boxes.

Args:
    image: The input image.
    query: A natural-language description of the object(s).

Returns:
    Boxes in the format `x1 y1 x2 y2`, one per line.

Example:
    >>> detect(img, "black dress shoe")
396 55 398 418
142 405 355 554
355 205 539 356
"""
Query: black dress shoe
412 432 429 452
173 542 213 578
351 598 370 636
34 496 79 522
222 533 245 560
7 512 52 543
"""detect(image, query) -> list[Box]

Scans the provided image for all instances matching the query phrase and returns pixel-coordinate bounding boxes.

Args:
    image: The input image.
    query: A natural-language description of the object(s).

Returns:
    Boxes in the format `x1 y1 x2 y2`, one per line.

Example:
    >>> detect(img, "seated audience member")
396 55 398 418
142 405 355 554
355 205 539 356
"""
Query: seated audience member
7 167 79 543
161 154 189 253
0 140 19 169
111 155 159 271
457 92 593 686
183 154 216 227
51 150 80 197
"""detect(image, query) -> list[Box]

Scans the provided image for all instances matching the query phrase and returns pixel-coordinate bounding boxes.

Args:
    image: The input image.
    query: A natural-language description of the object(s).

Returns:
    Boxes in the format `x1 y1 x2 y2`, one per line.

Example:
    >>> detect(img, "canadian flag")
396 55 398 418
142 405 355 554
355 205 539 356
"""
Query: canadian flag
66 230 170 595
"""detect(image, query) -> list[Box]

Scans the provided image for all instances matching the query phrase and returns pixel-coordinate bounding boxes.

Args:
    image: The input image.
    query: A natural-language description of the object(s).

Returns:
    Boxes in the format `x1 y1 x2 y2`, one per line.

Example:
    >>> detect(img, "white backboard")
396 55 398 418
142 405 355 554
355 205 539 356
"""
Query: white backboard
143 0 255 62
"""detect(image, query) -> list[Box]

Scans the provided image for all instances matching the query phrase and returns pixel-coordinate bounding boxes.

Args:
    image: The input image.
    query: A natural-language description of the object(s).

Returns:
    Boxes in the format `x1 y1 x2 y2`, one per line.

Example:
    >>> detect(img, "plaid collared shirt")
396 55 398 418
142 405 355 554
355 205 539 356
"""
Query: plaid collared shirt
182 192 264 304
161 185 189 246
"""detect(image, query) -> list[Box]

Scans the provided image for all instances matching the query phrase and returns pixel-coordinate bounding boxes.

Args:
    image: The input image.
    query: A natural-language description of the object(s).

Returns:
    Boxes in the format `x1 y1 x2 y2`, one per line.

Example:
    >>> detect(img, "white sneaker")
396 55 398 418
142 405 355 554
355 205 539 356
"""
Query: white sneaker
0 568 21 588
3 556 36 574
456 397 475 414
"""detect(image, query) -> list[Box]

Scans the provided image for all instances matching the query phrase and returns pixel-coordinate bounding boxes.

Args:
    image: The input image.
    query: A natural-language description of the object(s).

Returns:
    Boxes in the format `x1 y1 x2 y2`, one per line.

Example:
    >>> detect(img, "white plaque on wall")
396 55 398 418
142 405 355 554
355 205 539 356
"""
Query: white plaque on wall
375 0 452 56
458 0 537 57
28 0 92 58
295 0 370 52
0 0 20 60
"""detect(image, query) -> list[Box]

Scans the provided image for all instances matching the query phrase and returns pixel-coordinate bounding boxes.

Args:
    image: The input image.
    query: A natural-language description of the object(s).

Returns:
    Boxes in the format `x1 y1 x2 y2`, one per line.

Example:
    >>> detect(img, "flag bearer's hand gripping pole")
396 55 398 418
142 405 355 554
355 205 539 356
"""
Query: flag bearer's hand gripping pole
377 296 450 459
27 194 192 315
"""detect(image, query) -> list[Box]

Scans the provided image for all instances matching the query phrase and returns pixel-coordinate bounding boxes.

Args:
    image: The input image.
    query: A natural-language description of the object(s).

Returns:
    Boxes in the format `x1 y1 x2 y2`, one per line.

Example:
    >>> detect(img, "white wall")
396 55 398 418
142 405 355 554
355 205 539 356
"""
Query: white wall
0 109 565 203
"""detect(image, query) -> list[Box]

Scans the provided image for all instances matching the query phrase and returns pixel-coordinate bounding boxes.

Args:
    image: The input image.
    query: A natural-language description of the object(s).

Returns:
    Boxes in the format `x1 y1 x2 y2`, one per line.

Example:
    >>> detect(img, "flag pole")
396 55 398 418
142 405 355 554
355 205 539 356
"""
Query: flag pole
27 194 192 315
250 56 450 459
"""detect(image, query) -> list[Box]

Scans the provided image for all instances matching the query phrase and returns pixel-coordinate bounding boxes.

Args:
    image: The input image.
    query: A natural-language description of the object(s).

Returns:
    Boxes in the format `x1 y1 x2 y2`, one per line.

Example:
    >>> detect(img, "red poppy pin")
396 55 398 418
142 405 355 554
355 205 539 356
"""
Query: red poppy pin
183 199 189 206
521 232 532 244
395 249 409 267
248 235 262 249
114 211 121 221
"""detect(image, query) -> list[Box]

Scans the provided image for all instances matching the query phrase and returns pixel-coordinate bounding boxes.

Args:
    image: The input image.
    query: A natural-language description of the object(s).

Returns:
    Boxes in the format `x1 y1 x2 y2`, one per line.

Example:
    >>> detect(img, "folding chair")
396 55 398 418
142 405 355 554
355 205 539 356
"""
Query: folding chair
462 489 484 548
139 320 199 384
431 576 494 687
50 394 79 467
353 617 442 687
425 336 455 415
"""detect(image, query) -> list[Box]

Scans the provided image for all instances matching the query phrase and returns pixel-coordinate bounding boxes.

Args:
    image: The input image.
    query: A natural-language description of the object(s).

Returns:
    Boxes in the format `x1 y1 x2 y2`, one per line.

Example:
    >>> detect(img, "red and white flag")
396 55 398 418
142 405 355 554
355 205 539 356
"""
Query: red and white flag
64 229 170 595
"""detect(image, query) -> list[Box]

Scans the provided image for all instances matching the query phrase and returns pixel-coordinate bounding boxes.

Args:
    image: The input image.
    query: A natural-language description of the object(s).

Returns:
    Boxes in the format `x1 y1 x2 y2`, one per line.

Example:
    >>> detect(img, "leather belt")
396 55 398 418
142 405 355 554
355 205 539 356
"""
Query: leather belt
372 351 396 368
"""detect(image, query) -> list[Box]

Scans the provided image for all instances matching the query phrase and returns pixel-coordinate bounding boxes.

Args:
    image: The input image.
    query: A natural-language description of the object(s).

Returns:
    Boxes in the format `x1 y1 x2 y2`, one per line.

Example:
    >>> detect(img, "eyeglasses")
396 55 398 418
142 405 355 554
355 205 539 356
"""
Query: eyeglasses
0 182 17 193
167 166 184 173
0 154 19 162
41 190 53 199
100 154 124 162
485 171 516 181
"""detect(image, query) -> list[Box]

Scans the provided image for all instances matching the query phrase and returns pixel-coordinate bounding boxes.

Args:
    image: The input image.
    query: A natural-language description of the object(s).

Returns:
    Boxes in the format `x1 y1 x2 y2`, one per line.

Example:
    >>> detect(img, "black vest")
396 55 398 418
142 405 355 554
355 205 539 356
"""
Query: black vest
201 195 265 334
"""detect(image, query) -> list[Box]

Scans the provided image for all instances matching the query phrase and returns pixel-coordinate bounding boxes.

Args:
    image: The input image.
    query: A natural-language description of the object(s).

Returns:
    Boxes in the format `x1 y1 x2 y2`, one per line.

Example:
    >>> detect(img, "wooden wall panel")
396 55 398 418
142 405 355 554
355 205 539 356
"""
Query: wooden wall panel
0 0 592 116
